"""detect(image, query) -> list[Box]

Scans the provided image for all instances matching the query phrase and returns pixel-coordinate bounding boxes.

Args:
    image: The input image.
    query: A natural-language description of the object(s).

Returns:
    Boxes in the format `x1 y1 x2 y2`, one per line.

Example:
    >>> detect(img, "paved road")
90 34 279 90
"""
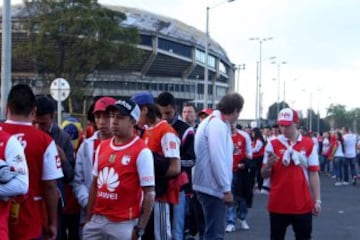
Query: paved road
224 175 360 239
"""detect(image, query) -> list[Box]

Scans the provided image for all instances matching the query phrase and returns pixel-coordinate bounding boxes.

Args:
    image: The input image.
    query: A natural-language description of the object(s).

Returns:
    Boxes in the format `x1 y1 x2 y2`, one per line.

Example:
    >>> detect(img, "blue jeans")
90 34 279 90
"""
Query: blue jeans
197 192 226 240
334 157 344 181
172 191 187 240
226 171 248 225
226 199 247 225
343 157 357 181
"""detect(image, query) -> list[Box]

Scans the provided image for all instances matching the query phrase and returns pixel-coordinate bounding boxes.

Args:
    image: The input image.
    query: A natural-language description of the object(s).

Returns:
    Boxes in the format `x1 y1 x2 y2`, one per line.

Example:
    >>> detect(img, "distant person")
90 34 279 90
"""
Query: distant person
182 102 197 128
193 92 244 239
197 108 213 122
251 128 265 192
225 122 252 233
330 131 345 186
83 99 155 240
1 84 63 240
262 108 321 240
342 127 357 184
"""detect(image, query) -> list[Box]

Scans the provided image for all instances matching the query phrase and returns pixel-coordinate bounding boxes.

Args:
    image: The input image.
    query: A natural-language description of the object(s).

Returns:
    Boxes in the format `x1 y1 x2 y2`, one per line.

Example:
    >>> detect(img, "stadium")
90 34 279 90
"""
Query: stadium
2 4 235 109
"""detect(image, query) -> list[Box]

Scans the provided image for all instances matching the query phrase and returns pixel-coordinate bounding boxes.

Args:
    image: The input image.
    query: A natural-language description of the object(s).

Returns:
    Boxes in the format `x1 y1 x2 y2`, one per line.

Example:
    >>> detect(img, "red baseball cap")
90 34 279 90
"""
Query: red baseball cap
198 108 213 116
93 97 116 113
277 108 299 126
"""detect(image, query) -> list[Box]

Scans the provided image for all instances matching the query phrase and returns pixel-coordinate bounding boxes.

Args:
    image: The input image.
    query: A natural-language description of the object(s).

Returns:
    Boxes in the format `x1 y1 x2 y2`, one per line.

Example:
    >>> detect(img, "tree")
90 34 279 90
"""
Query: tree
267 101 289 124
326 104 350 129
14 0 140 112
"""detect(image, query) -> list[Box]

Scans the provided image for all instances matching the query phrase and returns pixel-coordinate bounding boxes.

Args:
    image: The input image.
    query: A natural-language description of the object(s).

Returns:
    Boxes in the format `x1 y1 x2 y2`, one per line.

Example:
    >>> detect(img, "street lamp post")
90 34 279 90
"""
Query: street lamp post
204 0 236 108
1 0 12 120
272 60 286 116
235 64 245 93
249 37 273 127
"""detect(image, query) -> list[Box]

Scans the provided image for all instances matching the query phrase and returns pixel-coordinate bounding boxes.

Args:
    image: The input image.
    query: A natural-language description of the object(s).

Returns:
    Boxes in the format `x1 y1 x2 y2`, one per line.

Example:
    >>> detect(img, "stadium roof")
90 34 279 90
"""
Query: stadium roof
4 3 231 64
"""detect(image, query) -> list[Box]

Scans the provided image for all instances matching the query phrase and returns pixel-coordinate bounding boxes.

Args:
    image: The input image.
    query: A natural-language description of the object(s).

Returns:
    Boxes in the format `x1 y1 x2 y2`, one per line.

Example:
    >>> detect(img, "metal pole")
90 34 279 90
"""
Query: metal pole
57 80 62 125
1 0 12 120
258 41 262 127
283 80 286 103
277 64 280 115
204 6 209 108
237 65 240 92
309 92 312 132
255 61 259 127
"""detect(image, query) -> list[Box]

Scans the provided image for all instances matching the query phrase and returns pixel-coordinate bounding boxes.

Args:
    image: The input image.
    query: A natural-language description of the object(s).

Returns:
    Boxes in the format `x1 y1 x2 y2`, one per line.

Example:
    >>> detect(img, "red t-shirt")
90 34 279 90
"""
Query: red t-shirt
92 136 154 221
0 131 11 240
264 135 319 214
232 129 252 172
141 120 180 204
1 121 63 240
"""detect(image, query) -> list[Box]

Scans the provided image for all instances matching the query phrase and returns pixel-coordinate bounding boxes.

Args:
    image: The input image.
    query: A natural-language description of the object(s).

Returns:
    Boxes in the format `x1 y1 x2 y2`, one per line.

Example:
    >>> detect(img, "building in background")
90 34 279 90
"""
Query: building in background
1 4 235 110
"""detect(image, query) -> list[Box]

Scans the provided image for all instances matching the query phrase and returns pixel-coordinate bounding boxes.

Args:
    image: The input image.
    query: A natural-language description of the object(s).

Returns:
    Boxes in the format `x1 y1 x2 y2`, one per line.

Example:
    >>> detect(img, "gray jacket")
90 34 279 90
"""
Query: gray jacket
72 131 99 223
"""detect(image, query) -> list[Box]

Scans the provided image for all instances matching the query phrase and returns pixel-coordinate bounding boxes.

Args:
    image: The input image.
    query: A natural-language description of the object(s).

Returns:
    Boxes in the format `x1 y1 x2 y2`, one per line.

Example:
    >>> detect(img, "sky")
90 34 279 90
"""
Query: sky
5 0 360 119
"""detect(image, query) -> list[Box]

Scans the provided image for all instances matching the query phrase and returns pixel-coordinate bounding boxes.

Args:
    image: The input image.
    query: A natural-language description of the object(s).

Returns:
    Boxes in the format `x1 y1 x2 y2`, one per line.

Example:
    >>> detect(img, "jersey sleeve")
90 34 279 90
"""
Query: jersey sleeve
242 131 253 159
263 142 275 166
0 136 29 197
136 148 155 186
308 143 320 172
42 140 64 180
160 132 180 159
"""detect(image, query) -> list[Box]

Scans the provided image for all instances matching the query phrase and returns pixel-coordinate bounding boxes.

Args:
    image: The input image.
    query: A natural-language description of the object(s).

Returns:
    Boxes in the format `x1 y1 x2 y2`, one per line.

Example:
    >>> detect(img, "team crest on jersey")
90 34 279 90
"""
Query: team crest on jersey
169 141 177 149
109 154 116 164
14 154 24 163
121 155 131 165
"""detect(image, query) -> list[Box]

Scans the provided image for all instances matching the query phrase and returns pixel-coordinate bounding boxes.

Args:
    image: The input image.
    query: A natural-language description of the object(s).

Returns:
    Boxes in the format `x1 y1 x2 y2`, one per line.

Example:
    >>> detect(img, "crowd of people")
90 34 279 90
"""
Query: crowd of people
6 83 360 239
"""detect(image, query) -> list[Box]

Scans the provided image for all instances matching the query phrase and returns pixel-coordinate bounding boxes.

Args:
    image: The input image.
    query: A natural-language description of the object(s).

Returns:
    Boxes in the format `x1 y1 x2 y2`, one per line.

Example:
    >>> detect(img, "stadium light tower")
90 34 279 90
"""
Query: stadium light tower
204 0 236 108
249 37 273 127
271 60 287 116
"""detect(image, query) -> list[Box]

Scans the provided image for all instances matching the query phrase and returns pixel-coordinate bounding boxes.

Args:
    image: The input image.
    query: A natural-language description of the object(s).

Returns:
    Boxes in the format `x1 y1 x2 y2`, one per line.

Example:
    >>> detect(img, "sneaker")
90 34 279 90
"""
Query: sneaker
239 220 250 230
260 189 269 195
334 181 343 186
225 224 235 233
352 176 357 185
342 181 350 185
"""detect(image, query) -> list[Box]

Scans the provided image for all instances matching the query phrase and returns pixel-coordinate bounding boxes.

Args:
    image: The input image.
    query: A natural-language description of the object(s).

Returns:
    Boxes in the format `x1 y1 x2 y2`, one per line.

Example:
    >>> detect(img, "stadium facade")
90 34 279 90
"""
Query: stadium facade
1 4 235 109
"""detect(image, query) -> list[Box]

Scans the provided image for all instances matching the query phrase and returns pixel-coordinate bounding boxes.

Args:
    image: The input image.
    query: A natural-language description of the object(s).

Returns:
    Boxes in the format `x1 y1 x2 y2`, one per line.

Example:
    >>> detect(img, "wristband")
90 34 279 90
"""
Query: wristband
315 199 322 205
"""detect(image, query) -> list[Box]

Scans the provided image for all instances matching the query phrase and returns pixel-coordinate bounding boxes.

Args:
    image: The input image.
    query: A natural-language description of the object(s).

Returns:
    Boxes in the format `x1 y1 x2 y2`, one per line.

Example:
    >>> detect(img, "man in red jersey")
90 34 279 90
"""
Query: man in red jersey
83 98 155 240
0 129 29 240
1 84 63 240
225 122 252 233
131 91 180 240
262 108 321 240
73 96 115 238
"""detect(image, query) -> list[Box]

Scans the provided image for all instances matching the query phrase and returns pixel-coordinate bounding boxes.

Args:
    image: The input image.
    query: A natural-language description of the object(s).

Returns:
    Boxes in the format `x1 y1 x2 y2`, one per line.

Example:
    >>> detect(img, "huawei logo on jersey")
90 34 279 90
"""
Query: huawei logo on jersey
97 167 120 192
121 155 131 165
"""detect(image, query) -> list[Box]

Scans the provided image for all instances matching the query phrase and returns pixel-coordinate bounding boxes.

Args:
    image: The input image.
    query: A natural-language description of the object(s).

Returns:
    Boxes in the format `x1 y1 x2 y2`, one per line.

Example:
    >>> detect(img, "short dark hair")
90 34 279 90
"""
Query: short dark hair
7 84 36 116
87 102 95 123
217 92 244 115
35 95 55 116
183 102 196 111
140 104 162 123
157 92 175 107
